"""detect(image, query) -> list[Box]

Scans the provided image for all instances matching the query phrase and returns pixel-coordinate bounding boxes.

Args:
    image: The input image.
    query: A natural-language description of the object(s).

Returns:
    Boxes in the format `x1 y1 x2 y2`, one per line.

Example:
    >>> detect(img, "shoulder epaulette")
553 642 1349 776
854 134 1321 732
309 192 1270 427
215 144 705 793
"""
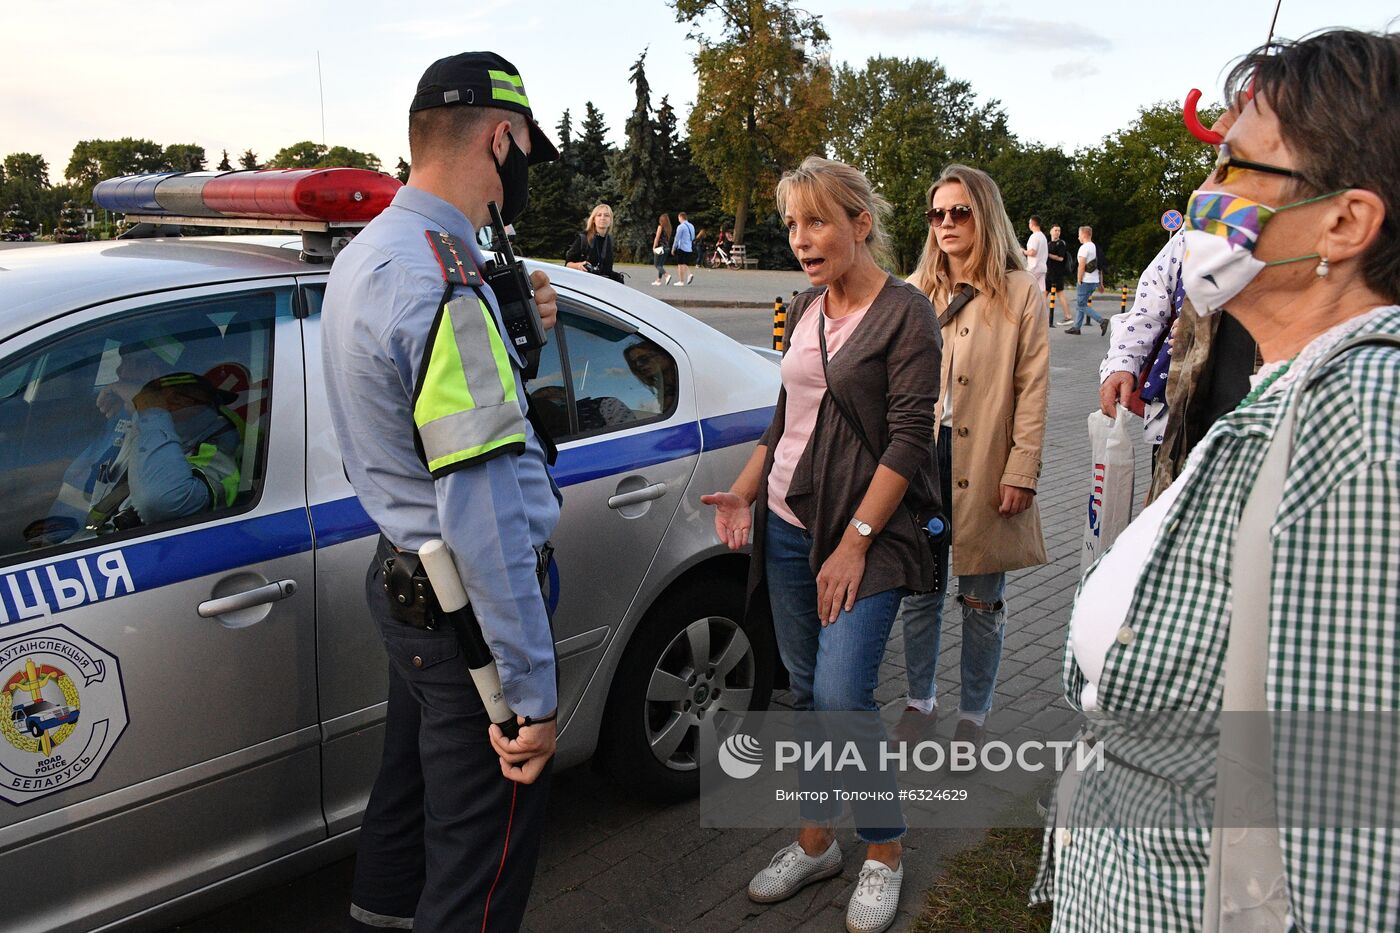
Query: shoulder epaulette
425 230 483 287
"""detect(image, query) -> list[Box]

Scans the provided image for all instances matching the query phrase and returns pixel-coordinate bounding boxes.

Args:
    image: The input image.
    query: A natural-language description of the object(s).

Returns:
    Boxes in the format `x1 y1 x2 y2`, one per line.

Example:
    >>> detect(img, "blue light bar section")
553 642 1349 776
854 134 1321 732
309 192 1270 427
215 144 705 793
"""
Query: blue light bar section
93 173 180 214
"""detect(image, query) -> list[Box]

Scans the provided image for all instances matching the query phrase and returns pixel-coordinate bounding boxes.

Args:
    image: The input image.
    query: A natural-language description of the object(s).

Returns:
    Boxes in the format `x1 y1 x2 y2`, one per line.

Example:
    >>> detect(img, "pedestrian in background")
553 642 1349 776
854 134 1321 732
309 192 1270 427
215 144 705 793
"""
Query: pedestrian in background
898 164 1049 750
1023 215 1048 294
672 210 696 285
651 212 672 286
1067 225 1107 335
703 156 941 933
566 203 620 282
1046 224 1072 325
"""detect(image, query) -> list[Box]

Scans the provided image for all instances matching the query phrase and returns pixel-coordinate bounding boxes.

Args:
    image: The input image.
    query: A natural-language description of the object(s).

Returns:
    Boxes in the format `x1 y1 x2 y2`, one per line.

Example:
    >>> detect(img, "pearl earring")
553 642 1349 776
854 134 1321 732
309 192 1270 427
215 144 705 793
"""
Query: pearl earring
1316 256 1330 278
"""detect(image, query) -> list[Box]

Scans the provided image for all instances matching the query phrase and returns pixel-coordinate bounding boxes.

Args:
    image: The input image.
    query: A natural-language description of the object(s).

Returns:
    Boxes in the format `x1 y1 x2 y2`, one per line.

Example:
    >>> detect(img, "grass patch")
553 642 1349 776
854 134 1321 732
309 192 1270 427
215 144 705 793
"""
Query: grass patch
910 826 1052 933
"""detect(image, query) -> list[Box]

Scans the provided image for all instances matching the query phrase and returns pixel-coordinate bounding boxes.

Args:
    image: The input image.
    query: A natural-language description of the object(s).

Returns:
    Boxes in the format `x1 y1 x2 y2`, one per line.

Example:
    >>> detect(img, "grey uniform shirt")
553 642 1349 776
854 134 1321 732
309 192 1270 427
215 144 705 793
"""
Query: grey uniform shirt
321 185 561 718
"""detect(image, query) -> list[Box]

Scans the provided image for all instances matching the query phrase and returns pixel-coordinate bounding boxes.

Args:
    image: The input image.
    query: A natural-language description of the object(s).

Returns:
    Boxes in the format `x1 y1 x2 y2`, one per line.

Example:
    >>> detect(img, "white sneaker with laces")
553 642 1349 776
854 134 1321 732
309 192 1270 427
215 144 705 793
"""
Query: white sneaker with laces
845 859 902 933
650 279 662 286
747 840 842 904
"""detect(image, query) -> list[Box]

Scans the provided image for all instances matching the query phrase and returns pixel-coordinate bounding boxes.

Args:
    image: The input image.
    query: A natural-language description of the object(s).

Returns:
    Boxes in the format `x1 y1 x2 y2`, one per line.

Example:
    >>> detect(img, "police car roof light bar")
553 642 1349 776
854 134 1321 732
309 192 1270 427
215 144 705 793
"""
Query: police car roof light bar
94 168 402 224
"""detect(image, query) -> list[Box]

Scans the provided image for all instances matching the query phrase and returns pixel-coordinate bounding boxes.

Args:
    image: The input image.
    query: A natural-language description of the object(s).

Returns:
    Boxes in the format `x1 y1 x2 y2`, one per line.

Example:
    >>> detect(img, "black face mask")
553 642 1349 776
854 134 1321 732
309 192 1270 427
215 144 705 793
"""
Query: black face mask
493 131 530 226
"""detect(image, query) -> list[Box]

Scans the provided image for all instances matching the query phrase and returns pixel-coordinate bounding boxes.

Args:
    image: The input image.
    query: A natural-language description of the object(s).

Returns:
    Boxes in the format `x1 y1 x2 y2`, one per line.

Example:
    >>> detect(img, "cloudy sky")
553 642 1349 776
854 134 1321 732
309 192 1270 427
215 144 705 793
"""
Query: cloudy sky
1 0 1393 181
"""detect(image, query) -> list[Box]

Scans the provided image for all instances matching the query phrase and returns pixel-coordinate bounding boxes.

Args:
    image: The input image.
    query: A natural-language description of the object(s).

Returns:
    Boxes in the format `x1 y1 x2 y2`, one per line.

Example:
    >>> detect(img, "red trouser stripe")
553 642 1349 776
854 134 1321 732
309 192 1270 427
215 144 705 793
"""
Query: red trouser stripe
481 782 519 933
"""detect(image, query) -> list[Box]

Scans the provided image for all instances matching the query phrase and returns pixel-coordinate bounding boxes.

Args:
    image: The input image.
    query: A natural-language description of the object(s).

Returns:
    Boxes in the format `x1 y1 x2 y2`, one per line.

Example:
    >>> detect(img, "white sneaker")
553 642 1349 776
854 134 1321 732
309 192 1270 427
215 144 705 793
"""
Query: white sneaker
747 840 843 904
663 273 672 285
672 281 686 287
650 279 662 286
845 859 903 933
686 273 695 285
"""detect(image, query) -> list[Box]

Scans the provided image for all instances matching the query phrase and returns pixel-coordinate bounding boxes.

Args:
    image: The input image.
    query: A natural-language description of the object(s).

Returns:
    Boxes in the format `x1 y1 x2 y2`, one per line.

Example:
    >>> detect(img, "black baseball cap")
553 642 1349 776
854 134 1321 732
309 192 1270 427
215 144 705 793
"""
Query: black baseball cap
410 52 559 164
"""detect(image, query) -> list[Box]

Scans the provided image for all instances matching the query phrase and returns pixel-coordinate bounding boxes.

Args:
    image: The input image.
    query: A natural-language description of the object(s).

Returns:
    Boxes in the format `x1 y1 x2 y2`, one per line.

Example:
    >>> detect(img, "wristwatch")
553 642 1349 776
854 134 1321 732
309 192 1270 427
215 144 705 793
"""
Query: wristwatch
849 518 873 537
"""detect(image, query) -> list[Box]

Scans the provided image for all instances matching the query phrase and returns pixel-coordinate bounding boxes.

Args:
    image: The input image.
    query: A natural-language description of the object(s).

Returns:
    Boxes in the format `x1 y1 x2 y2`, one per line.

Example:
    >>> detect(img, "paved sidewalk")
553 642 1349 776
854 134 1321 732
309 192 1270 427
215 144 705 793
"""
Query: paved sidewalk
522 316 1151 933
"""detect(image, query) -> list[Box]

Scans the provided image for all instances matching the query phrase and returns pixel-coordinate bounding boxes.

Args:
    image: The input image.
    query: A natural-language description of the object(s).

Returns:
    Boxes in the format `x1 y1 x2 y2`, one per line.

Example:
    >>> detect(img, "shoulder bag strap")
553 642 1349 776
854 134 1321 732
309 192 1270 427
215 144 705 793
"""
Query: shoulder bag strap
816 310 879 461
1204 332 1400 932
938 284 978 328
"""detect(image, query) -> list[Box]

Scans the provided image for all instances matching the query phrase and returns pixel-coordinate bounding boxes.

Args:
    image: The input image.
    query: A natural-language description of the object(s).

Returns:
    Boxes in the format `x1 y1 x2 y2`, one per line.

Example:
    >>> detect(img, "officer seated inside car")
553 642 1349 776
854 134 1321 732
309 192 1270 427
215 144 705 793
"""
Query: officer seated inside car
27 341 241 547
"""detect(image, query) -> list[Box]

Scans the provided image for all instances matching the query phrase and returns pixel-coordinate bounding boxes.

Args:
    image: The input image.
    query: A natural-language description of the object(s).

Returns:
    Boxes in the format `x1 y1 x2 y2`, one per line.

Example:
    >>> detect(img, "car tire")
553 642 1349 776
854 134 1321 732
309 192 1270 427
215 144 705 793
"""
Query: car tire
28 722 42 738
599 576 774 803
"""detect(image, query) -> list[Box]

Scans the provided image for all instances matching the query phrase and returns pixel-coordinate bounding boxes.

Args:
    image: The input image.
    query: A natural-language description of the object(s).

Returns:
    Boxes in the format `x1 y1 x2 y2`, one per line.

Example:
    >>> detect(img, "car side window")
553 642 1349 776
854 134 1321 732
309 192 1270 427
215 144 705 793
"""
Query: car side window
557 310 677 439
0 289 283 561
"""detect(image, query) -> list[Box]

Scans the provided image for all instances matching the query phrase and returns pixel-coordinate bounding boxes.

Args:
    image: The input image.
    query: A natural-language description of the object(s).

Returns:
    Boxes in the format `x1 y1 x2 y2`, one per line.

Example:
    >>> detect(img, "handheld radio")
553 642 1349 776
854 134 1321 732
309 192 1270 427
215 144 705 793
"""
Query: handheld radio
482 201 547 356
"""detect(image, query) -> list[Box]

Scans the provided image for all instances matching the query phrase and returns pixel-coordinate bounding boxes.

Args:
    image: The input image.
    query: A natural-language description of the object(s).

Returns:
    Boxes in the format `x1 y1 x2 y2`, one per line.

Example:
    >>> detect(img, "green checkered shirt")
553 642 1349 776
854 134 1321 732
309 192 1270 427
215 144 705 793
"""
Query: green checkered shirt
1032 306 1400 931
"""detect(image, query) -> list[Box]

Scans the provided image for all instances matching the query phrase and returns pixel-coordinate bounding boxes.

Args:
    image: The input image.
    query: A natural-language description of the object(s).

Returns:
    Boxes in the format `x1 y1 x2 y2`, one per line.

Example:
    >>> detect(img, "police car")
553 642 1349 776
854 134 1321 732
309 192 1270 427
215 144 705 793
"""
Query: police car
0 169 779 931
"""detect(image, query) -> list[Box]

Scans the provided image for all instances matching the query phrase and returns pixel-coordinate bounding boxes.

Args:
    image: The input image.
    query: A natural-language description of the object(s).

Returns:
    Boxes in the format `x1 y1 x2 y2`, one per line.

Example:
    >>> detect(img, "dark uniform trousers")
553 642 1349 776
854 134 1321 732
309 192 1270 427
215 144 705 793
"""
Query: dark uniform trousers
350 539 552 932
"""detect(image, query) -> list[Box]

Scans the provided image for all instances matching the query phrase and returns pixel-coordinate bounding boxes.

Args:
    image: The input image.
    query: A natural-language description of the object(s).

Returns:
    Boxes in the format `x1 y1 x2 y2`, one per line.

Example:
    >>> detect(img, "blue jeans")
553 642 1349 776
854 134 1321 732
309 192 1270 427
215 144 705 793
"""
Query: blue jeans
898 425 1008 718
1075 282 1103 328
766 514 906 841
653 248 666 277
897 573 1006 717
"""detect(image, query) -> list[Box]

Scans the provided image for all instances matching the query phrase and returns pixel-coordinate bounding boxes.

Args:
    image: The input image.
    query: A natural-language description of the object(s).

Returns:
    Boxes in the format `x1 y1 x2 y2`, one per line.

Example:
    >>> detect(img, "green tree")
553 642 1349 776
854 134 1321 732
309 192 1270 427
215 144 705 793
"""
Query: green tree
612 51 667 263
238 149 260 170
3 153 50 188
986 143 1093 251
319 146 381 170
268 141 328 168
673 0 832 246
163 144 207 172
395 157 411 183
571 102 615 219
1075 101 1221 282
515 110 581 259
829 57 1014 271
217 149 233 171
65 138 167 191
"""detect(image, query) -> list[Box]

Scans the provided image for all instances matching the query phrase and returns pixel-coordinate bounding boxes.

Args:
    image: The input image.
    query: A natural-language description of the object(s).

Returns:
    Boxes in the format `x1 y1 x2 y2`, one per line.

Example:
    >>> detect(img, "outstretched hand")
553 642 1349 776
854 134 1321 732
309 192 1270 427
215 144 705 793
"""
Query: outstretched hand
701 491 752 550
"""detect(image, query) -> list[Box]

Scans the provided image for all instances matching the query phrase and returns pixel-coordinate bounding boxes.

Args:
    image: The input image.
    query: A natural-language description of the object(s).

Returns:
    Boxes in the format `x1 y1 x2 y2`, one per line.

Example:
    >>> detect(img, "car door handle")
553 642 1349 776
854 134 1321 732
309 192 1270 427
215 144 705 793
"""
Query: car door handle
607 483 668 510
198 580 298 618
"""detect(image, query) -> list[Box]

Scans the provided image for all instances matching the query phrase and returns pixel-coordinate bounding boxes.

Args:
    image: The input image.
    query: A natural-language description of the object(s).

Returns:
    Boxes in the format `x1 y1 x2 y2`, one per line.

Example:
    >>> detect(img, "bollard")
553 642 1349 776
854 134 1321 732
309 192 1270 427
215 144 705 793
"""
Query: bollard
1049 286 1057 314
1120 286 1128 313
772 297 786 351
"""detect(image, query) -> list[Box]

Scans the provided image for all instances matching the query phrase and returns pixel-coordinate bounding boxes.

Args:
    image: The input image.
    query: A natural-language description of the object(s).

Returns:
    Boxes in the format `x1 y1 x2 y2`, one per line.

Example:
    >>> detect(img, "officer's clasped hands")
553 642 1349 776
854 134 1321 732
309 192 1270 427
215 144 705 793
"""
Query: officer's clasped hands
490 715 557 784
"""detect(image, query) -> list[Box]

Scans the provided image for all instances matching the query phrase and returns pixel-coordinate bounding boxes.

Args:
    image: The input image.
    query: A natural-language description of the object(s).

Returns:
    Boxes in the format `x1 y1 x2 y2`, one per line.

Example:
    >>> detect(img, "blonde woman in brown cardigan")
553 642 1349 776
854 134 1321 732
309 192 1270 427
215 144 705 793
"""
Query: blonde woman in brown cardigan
703 157 941 933
895 164 1049 750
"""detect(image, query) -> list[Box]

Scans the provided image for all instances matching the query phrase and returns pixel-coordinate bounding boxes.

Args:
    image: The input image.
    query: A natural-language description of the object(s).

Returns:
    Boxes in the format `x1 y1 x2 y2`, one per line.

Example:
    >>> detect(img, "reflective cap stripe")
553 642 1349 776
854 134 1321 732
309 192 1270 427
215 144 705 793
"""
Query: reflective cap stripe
414 295 525 475
488 69 529 107
349 904 414 929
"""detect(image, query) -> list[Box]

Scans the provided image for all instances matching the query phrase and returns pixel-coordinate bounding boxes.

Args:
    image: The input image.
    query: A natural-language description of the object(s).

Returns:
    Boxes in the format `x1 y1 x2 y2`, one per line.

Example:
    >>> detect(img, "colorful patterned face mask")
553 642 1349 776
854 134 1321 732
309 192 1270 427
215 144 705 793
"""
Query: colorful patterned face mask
1181 188 1343 315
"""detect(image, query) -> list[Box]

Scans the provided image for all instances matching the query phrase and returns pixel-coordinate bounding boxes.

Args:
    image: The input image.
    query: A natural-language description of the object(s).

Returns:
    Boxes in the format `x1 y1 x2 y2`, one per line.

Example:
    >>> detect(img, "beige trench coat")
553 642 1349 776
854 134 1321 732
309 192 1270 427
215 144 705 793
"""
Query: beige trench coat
932 270 1050 575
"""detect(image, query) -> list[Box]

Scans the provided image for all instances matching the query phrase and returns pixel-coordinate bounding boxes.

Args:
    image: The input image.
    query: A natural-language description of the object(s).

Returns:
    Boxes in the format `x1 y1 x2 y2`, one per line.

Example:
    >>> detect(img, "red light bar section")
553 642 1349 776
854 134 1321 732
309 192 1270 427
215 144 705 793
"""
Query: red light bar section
202 168 400 222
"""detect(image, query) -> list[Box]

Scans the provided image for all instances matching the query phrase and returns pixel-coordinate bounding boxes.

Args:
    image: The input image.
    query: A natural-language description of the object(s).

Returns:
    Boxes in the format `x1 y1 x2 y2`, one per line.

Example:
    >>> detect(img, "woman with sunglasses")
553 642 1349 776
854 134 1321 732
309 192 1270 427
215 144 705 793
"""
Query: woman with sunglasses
895 164 1049 750
702 156 941 933
1033 28 1400 931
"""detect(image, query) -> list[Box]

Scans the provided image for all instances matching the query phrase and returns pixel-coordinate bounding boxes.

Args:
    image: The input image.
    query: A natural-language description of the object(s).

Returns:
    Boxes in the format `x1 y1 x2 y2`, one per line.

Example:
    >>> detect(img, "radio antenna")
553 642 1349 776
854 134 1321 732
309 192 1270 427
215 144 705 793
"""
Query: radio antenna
317 51 327 146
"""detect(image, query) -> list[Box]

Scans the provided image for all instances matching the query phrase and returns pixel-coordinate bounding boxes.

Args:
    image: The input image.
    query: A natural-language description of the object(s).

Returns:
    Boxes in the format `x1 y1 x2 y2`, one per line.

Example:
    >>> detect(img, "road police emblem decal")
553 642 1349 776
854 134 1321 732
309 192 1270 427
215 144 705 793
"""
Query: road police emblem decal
0 625 127 804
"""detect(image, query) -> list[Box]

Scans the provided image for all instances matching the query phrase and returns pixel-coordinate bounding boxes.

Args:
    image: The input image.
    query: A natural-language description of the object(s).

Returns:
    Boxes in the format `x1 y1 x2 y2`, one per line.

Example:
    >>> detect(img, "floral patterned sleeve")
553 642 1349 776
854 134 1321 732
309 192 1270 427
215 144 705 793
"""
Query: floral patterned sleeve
1100 233 1186 384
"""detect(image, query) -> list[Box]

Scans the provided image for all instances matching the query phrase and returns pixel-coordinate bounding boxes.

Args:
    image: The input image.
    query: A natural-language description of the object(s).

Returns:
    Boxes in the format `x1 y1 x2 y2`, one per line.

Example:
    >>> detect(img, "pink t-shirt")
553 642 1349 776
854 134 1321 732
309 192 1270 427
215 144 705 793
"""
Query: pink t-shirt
767 294 872 528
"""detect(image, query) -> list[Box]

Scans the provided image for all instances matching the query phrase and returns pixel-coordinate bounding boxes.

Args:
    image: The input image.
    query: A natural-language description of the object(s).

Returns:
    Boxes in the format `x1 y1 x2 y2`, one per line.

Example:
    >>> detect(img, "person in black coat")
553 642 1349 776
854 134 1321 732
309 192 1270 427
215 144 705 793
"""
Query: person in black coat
565 203 620 281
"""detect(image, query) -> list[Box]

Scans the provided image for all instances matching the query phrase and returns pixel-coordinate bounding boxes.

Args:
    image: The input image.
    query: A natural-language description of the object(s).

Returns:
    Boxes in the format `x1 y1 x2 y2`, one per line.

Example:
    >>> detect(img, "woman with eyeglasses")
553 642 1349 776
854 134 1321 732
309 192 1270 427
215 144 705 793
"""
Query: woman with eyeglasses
894 164 1049 751
1033 28 1400 931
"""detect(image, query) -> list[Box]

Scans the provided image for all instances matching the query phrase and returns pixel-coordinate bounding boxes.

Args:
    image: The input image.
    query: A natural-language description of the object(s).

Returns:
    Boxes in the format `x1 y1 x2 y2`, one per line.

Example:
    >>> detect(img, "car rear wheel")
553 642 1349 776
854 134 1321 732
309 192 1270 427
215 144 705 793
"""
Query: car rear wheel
600 577 773 802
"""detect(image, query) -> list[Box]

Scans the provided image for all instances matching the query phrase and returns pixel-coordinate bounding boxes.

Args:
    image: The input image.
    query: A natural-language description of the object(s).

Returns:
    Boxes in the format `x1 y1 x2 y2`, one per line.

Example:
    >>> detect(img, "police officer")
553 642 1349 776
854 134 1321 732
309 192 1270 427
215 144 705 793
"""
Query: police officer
321 52 562 932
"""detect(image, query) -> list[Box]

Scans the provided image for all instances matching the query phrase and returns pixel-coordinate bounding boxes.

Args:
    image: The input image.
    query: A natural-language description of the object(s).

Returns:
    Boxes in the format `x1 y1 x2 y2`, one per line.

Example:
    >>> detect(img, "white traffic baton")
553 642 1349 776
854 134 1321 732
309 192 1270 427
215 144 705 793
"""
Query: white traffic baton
418 539 521 740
